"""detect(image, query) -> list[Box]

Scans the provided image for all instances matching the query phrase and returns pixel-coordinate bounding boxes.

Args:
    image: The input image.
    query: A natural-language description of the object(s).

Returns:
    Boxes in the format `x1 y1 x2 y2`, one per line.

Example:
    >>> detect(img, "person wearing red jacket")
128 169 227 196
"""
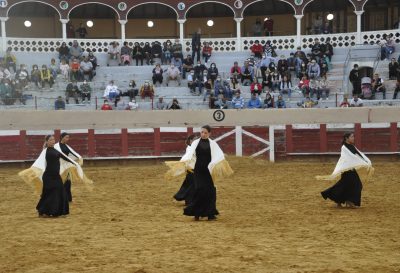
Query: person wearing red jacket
250 40 264 59
250 78 262 96
101 100 113 110
230 61 242 80
202 42 213 63
298 75 310 97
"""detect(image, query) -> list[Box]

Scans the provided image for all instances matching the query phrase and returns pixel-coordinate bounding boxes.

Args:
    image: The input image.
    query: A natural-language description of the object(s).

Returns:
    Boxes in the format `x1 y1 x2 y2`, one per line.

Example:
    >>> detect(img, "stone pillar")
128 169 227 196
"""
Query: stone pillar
119 20 127 41
0 17 9 52
294 15 304 48
234 18 243 52
178 19 186 45
355 11 364 44
60 19 69 42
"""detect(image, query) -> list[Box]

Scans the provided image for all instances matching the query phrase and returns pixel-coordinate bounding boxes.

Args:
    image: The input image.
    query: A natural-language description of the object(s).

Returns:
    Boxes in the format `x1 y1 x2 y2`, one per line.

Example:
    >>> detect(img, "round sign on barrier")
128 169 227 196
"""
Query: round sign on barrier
213 110 225 122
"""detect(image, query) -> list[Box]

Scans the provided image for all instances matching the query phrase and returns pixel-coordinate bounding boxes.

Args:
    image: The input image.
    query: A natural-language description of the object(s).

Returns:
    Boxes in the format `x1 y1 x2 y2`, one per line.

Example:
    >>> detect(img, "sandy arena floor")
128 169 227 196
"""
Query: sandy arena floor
0 157 399 273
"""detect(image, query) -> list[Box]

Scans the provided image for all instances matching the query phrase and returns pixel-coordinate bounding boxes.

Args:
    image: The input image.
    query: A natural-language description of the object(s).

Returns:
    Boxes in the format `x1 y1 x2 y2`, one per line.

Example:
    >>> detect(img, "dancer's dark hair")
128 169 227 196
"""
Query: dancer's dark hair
201 125 211 133
342 132 353 145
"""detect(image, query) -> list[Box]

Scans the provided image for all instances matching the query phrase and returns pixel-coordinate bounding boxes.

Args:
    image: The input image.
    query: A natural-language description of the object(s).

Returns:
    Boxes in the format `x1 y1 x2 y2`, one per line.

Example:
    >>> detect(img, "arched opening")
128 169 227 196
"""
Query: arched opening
7 2 61 38
126 3 178 38
69 3 119 39
242 0 296 36
363 0 400 31
185 2 235 38
303 0 356 35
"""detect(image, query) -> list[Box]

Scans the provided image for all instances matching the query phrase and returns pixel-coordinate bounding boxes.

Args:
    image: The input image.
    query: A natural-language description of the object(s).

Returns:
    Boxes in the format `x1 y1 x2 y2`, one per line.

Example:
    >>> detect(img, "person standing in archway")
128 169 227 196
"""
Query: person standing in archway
192 28 202 62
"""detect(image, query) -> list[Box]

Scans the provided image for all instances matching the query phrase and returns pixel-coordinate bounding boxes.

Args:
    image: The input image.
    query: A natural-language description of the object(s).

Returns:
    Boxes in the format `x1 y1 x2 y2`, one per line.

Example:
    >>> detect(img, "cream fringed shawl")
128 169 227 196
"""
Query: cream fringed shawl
316 145 374 183
18 148 93 194
165 138 233 182
54 142 83 166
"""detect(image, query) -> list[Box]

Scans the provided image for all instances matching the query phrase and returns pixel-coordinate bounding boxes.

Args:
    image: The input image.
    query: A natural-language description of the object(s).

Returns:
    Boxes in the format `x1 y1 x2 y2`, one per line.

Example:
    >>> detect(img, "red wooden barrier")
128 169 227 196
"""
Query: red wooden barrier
121 128 128 156
319 124 327 153
88 129 95 157
154 128 161 156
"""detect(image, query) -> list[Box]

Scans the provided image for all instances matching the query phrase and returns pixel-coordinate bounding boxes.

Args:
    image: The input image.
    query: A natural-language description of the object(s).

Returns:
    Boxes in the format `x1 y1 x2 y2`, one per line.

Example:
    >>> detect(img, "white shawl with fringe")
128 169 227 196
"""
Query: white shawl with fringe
54 142 83 166
165 138 233 182
316 145 374 183
19 147 92 194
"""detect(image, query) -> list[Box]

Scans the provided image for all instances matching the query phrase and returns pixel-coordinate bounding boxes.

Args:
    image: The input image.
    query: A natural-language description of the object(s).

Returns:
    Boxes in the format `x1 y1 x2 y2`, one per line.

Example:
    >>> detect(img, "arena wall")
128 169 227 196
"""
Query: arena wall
0 108 399 162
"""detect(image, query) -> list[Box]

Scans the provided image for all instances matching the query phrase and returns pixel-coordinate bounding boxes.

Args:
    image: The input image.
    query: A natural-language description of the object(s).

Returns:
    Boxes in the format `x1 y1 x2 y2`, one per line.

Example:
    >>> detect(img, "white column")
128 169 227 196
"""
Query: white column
119 20 127 42
235 126 243 157
178 19 186 45
60 19 69 42
0 17 9 53
234 18 243 52
294 15 303 48
269 126 275 162
355 11 364 45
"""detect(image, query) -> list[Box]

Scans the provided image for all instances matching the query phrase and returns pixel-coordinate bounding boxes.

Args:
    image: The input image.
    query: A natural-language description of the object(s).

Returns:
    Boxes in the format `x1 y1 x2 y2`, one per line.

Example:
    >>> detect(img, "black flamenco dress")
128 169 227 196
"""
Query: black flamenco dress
173 171 195 205
321 143 364 206
36 147 74 216
59 143 79 202
184 138 219 218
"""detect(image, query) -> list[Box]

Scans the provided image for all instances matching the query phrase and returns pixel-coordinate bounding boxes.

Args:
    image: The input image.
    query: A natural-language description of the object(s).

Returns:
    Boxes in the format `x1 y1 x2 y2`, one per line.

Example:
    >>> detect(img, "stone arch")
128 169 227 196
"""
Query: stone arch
184 1 236 19
67 2 120 20
126 2 179 21
6 0 62 18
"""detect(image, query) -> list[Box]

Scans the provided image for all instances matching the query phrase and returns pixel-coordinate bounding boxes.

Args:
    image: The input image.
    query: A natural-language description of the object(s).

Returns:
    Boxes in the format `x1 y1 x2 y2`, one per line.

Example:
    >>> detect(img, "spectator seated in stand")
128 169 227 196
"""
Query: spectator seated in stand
380 34 396 60
307 59 320 80
298 75 310 97
202 42 213 63
15 64 30 88
58 42 70 61
263 40 276 57
360 77 373 100
80 56 94 81
247 93 262 109
120 42 132 65
203 78 212 102
88 51 98 70
151 41 163 63
115 97 128 110
231 91 244 109
108 41 121 66
40 65 54 89
80 80 92 103
139 81 155 100
275 95 287 108
143 42 153 65
251 40 264 59
316 78 330 100
101 99 113 110
230 61 242 82
69 40 83 61
49 58 58 79
279 75 292 98
162 40 173 65
350 94 363 107
132 42 144 66
152 64 163 86
188 69 203 95
168 97 182 110
165 63 181 86
0 65 11 81
121 80 138 100
54 96 66 110
250 78 262 96
103 80 120 103
70 58 82 81
340 97 350 107
182 55 193 79
59 59 70 80
30 64 41 88
128 99 139 111
241 61 254 86
155 97 167 110
371 73 386 99
172 39 183 60
214 94 228 109
263 92 274 108
297 96 318 108
171 56 183 73
65 80 80 104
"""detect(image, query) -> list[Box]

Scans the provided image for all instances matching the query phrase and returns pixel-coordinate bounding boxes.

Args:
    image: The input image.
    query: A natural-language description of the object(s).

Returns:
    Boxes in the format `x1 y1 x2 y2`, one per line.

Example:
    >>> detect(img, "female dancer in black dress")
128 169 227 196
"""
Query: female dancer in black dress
58 132 81 202
321 133 366 208
36 135 77 217
173 134 196 205
184 126 219 220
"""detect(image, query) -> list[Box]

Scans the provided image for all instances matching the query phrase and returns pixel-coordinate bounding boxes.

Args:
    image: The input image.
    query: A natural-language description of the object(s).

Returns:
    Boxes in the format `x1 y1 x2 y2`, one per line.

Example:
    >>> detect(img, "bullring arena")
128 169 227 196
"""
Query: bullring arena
1 0 400 272
1 109 400 273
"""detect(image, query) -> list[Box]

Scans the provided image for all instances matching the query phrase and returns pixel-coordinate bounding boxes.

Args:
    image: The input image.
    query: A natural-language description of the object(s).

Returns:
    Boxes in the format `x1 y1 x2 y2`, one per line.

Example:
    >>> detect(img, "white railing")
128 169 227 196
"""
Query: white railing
3 29 400 53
